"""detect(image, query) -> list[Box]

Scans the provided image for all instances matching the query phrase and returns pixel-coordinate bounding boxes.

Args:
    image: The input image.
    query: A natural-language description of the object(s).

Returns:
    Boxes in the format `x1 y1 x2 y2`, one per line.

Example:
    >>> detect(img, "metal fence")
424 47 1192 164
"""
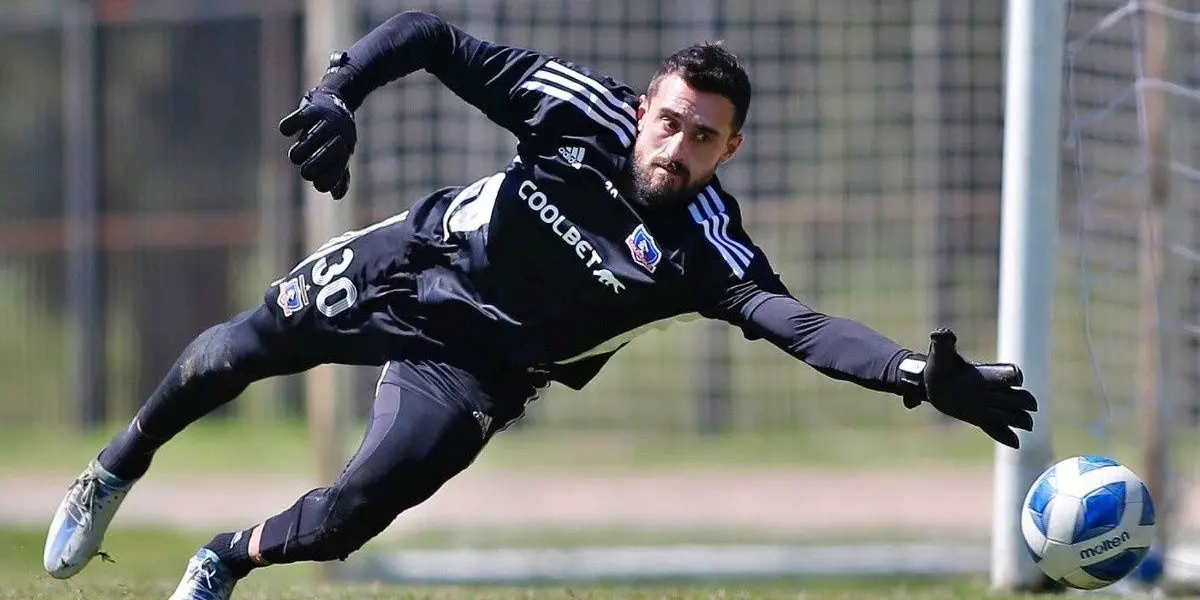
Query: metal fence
1 0 1195 459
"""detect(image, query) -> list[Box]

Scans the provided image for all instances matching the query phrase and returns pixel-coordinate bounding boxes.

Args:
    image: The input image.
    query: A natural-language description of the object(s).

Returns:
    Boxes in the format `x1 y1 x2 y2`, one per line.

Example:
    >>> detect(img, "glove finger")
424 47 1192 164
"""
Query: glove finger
976 363 1025 388
312 171 337 193
278 103 314 137
300 138 348 182
987 405 1034 432
330 168 351 200
928 327 958 356
924 329 966 393
319 166 349 198
979 420 1020 449
986 387 1038 412
311 160 346 193
288 121 335 166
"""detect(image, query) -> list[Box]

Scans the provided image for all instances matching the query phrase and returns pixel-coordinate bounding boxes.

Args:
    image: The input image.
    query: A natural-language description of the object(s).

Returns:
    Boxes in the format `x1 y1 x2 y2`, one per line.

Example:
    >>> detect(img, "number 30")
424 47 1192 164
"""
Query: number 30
311 249 357 317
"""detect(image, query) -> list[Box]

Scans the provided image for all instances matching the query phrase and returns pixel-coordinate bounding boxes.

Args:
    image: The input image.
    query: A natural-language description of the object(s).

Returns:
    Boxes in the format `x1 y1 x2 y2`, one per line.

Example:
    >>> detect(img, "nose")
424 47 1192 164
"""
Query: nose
661 132 688 162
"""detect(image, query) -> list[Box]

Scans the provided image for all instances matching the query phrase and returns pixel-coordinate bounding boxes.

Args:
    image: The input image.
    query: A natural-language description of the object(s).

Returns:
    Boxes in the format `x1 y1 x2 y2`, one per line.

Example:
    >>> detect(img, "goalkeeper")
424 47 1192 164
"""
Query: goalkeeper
43 10 1037 600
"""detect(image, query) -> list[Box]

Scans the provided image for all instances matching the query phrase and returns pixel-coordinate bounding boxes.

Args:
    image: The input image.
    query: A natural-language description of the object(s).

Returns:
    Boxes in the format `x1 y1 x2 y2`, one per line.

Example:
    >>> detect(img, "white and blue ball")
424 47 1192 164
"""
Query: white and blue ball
1021 454 1156 590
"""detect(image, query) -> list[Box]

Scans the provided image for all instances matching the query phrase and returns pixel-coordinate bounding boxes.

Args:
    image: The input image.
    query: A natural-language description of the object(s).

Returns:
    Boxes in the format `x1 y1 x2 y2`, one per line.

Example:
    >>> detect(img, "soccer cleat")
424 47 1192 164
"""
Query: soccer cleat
43 459 135 578
167 549 239 600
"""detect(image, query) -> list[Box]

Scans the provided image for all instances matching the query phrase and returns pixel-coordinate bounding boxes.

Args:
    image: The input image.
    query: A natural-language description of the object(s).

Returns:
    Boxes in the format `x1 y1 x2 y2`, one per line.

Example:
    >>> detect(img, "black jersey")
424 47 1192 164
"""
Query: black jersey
318 10 913 392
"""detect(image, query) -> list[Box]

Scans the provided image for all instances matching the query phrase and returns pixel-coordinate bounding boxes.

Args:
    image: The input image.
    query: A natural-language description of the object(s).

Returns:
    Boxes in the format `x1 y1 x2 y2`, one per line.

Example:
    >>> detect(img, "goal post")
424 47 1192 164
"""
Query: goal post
989 0 1069 592
301 0 359 583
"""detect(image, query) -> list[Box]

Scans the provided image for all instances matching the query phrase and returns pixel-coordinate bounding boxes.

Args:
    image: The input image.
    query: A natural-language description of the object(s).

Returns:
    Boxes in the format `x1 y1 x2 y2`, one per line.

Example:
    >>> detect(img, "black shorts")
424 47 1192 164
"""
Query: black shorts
260 209 542 420
263 210 429 362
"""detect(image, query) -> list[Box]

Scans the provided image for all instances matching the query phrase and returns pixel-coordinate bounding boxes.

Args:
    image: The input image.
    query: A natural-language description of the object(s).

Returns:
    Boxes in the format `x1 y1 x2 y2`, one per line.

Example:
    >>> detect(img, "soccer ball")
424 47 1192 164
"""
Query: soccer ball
1021 454 1156 590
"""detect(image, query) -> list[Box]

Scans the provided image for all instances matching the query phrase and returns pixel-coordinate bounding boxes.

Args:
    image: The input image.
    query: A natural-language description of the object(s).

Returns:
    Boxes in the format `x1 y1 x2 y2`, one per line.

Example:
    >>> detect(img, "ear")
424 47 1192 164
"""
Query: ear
636 94 648 130
719 132 744 165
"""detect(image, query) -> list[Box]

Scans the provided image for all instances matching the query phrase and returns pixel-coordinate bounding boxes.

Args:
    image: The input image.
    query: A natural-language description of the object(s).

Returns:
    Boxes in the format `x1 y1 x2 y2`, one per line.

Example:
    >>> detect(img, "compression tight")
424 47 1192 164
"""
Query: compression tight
97 305 316 481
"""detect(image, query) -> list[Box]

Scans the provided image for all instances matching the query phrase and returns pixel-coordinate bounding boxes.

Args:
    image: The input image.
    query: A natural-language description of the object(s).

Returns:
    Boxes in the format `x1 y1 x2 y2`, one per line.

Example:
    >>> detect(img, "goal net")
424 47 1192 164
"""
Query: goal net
1059 0 1200 588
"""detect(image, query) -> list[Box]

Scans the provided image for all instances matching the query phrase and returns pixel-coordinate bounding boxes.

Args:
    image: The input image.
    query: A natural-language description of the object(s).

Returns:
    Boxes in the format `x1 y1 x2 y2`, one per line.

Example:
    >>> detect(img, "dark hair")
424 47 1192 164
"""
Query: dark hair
647 41 751 133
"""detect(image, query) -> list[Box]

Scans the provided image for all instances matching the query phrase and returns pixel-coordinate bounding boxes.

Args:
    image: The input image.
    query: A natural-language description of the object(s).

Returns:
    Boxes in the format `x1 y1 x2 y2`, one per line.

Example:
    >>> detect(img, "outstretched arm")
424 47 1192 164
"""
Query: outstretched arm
686 192 1036 448
320 10 638 142
734 291 916 396
311 10 549 133
277 11 544 197
279 10 639 199
721 285 1037 448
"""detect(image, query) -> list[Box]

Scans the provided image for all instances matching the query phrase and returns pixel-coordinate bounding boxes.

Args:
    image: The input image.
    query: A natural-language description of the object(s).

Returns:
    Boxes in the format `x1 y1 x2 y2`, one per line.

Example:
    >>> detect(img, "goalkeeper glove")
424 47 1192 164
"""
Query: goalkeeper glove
899 327 1038 449
278 53 356 200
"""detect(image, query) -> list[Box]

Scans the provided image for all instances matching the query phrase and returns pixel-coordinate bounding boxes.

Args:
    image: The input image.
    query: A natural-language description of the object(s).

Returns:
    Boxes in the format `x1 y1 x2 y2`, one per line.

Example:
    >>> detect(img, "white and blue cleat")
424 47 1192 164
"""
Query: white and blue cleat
43 459 135 578
167 548 239 600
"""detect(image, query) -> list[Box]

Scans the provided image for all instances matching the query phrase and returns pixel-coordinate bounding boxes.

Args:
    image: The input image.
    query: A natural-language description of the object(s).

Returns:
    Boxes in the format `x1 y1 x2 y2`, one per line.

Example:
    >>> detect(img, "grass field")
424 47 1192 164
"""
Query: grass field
12 577 1068 600
0 525 1117 600
0 417 1009 477
1 415 1181 478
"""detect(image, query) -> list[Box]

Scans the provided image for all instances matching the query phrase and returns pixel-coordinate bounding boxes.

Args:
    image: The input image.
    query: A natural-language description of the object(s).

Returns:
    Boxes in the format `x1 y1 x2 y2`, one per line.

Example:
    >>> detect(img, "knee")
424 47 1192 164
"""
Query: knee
177 322 241 385
177 308 274 386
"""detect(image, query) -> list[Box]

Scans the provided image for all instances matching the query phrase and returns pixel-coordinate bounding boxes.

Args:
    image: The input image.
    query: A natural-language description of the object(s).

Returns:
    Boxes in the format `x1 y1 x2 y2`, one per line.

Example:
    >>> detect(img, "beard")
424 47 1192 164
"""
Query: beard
625 154 709 209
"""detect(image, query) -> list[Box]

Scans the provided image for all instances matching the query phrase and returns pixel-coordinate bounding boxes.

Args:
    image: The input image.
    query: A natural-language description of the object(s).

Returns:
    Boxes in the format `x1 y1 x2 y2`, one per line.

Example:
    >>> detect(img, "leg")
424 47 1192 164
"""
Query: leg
101 208 421 480
44 210 424 580
101 304 321 480
42 304 321 580
165 358 523 600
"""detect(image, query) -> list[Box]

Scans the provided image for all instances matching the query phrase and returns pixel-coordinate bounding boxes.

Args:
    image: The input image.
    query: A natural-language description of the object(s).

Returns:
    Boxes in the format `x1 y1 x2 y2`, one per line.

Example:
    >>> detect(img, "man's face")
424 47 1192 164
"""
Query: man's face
628 73 744 208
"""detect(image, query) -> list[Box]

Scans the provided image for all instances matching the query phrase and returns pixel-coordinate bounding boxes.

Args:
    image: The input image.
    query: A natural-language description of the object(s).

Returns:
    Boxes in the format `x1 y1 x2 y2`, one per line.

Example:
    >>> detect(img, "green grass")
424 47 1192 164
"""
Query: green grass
3 525 323 598
10 576 1079 600
0 417 1011 477
367 525 966 550
0 525 1115 600
4 414 1190 478
0 418 315 477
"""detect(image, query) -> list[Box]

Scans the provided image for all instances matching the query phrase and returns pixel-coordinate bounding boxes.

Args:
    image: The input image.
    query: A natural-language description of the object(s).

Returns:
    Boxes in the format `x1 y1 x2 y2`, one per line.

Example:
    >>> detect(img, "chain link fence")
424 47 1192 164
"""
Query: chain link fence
9 0 1189 460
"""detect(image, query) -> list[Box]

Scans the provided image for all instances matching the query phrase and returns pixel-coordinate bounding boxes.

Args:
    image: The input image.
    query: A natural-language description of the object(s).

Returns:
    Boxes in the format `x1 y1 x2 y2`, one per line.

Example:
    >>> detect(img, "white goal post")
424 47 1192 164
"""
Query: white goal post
990 0 1069 591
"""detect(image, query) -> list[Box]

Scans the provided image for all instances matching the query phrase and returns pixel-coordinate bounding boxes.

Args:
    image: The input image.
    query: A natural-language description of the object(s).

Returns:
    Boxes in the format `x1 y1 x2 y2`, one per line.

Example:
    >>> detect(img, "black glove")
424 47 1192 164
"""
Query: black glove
278 85 356 200
901 327 1038 449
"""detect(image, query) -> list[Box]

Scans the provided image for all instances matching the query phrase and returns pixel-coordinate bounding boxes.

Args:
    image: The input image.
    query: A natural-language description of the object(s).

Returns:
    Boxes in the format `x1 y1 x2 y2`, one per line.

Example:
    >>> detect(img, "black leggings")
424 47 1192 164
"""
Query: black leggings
241 358 507 567
102 307 535 573
95 211 542 569
96 303 537 570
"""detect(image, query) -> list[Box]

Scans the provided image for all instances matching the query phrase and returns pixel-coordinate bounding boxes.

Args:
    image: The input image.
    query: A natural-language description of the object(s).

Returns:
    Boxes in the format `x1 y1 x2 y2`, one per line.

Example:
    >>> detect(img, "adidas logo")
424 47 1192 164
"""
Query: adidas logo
558 146 586 169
